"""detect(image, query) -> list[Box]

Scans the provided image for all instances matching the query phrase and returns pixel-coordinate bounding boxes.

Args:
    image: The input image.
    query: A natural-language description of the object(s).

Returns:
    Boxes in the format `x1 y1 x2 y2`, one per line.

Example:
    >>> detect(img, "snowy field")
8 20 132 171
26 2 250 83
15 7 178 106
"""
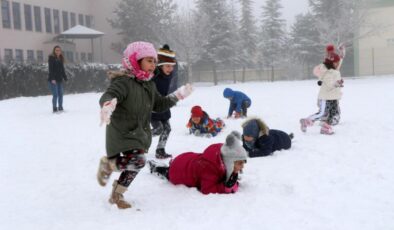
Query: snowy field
1 77 394 230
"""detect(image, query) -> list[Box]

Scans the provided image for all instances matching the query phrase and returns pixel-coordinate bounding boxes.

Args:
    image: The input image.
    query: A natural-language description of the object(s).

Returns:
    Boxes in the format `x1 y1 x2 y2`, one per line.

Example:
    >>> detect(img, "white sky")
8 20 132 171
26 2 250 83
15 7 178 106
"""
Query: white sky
175 0 310 26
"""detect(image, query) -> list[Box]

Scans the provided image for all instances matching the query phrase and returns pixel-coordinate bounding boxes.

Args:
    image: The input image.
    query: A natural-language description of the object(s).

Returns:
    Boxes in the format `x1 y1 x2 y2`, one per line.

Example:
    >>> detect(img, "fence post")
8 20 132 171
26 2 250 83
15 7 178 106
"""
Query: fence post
233 69 236 83
372 47 375 76
242 67 245 83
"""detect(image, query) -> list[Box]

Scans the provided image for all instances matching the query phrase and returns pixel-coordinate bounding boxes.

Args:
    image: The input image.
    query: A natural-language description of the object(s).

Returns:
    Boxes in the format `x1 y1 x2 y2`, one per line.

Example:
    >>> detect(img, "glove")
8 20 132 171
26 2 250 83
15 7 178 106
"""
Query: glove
234 112 241 118
317 80 322 86
204 133 213 138
193 130 202 136
335 79 344 88
174 83 193 100
100 98 117 126
224 173 239 193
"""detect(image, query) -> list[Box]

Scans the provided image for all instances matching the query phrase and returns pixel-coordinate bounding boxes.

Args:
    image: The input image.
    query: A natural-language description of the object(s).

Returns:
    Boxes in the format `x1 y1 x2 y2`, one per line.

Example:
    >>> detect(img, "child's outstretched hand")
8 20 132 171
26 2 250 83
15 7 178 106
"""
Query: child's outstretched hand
100 98 117 126
174 83 193 100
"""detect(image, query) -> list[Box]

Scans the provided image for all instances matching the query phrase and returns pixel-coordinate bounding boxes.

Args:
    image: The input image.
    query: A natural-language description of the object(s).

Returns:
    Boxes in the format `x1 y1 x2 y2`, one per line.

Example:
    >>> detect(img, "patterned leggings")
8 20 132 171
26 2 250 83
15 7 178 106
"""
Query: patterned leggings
151 120 171 149
111 150 146 187
324 100 341 125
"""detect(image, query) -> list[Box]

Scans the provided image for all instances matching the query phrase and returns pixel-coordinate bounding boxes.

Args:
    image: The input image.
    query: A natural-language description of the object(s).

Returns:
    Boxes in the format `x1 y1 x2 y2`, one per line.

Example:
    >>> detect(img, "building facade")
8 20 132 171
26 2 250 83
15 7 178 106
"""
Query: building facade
355 0 394 76
0 0 122 64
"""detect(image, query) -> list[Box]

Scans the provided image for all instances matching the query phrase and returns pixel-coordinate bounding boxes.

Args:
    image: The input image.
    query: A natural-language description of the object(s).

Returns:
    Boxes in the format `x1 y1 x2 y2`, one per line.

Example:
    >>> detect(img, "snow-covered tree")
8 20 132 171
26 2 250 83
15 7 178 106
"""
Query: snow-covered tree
290 13 321 66
258 0 287 69
108 0 177 52
239 0 258 68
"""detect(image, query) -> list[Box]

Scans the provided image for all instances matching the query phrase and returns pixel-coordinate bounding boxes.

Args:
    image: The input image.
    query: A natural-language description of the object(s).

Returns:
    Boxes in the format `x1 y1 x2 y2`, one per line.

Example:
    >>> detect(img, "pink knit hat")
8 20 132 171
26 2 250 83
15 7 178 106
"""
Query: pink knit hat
122 41 158 81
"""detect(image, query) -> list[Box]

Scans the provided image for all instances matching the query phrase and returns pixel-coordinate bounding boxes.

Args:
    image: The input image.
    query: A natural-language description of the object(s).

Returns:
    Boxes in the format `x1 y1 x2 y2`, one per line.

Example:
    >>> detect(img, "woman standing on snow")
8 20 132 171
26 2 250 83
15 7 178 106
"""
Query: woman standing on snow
96 41 192 209
48 45 67 113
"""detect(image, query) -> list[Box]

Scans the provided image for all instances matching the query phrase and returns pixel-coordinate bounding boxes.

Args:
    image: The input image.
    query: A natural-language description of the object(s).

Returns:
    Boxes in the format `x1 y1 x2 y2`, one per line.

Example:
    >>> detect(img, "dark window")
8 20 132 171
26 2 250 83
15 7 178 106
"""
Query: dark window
66 51 74 62
88 53 93 62
36 50 43 62
33 6 41 32
78 13 83 25
53 9 60 33
15 49 23 63
4 49 13 63
27 50 34 62
1 0 11 28
75 52 79 62
24 4 32 31
85 15 91 27
12 2 21 30
70 12 75 27
80 52 86 61
44 8 51 33
62 11 68 31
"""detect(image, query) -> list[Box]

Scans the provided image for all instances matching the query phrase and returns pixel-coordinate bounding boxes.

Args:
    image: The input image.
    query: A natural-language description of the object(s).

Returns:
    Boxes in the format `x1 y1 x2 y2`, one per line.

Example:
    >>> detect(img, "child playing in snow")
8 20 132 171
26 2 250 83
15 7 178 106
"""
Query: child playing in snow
151 44 177 159
186 105 225 138
148 131 247 194
242 118 293 157
223 88 251 118
96 41 193 209
300 52 343 135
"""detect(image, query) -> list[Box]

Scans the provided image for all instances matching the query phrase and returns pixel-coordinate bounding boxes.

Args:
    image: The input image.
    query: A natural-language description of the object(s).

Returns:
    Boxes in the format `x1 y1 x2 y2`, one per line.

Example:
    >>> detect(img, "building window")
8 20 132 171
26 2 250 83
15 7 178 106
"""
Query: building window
4 48 13 63
33 6 41 32
65 51 74 63
24 4 32 31
70 12 76 27
62 11 68 31
75 52 79 62
88 53 93 62
15 49 23 63
53 9 60 33
12 2 21 30
27 50 34 63
85 15 91 28
36 50 43 63
44 8 51 33
80 52 86 62
1 0 11 28
78 13 84 25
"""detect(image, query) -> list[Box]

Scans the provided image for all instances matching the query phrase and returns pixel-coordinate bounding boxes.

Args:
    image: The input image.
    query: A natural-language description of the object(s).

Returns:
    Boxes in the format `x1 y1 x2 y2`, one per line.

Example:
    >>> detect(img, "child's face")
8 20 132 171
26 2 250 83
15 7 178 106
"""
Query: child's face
161 64 174 75
243 135 254 142
233 160 245 173
140 57 156 73
191 117 201 124
54 47 62 56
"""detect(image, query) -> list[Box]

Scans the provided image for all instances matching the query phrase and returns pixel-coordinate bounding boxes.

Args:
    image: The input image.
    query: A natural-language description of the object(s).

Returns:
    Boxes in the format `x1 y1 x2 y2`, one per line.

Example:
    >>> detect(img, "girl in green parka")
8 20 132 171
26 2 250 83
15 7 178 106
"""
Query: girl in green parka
96 41 193 209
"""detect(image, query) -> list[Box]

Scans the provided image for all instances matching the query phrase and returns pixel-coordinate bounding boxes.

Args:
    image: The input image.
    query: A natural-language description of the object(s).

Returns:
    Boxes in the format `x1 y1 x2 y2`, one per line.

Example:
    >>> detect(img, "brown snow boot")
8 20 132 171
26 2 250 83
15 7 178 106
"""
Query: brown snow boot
109 180 132 209
97 156 116 186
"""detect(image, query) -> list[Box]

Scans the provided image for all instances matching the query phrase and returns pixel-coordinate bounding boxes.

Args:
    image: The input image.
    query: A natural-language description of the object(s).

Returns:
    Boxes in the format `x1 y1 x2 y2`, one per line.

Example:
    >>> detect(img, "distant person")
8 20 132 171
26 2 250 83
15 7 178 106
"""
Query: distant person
186 105 225 138
242 118 293 157
148 131 247 194
223 88 251 119
48 45 67 113
151 44 177 159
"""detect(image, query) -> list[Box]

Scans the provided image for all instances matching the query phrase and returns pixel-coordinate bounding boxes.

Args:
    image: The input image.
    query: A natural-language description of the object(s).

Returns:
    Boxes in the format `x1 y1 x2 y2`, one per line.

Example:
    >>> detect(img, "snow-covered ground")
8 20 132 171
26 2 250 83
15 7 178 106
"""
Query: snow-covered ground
1 77 394 230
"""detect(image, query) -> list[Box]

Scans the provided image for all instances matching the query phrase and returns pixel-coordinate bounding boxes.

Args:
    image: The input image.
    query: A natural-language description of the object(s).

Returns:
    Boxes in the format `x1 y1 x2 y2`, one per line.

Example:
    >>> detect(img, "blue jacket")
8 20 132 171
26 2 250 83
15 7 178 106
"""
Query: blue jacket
223 88 251 116
243 129 291 157
151 68 175 121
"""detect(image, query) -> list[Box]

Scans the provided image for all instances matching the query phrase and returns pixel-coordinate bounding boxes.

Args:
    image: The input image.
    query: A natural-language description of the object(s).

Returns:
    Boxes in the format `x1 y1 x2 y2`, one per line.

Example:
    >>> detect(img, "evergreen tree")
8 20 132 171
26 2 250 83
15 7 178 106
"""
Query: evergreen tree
259 0 287 68
109 0 177 52
239 0 258 68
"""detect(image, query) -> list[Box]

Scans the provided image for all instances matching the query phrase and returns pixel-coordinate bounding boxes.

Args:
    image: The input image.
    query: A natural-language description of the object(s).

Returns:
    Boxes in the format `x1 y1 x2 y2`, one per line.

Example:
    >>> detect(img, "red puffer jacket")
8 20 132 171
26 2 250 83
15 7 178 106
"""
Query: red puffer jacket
168 143 228 194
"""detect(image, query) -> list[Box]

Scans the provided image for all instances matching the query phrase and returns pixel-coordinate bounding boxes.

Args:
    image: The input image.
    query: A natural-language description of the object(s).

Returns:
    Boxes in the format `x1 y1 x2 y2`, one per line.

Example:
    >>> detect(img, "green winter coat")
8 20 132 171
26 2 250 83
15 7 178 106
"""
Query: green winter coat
99 72 178 158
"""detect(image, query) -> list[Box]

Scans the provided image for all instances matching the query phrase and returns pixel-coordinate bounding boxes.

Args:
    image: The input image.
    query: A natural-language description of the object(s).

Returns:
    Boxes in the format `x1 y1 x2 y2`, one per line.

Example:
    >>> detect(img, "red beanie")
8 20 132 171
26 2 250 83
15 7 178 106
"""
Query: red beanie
330 53 341 63
326 44 335 52
191 106 204 118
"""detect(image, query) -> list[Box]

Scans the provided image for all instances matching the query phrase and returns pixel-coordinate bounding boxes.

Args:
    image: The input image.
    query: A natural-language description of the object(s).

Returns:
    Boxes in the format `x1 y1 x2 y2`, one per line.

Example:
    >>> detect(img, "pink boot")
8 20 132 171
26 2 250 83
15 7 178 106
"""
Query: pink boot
320 122 334 135
300 118 313 132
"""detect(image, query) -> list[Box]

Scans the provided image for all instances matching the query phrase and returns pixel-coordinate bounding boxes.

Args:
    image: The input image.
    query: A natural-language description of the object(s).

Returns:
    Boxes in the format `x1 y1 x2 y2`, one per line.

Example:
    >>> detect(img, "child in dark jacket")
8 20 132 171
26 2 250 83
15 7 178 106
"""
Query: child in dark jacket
151 44 177 159
223 88 251 118
148 131 247 194
242 118 293 158
186 105 225 138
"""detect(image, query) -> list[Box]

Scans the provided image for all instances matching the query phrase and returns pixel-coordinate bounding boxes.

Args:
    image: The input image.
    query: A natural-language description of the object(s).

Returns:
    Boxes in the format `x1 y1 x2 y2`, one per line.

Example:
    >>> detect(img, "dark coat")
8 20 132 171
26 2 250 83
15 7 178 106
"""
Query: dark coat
99 73 177 157
48 55 67 82
151 68 175 121
168 143 229 194
243 129 291 157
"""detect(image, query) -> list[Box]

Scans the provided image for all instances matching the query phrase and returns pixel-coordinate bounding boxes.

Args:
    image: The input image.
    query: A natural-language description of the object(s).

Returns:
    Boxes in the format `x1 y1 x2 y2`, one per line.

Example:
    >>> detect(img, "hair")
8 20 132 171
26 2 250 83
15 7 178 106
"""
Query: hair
51 45 65 63
323 60 335 70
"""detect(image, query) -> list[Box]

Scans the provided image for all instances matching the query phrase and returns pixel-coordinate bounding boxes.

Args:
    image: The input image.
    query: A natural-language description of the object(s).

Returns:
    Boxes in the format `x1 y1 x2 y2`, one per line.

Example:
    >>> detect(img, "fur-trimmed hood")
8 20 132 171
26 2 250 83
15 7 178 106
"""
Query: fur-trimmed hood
242 117 269 137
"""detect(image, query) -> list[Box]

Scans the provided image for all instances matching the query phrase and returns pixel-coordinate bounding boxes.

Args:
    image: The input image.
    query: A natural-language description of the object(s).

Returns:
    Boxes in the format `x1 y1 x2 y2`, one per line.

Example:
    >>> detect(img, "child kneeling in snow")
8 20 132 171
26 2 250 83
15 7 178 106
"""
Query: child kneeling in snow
149 131 247 194
223 88 251 118
186 105 225 138
242 118 293 157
